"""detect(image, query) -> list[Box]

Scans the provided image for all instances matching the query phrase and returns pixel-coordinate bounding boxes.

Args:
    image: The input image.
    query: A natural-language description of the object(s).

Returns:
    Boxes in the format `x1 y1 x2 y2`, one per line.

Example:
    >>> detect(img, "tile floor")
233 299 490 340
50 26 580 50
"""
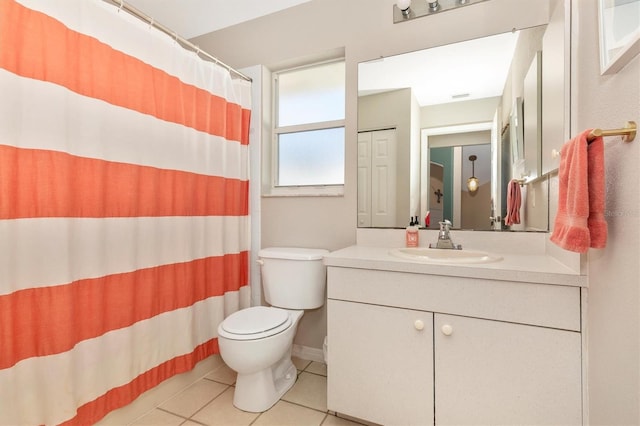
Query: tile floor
130 356 364 426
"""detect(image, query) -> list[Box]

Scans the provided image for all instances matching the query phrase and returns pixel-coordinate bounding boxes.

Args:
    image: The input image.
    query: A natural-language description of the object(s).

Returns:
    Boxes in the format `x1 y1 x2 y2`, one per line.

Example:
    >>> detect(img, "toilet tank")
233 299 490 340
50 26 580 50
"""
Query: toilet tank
258 247 329 309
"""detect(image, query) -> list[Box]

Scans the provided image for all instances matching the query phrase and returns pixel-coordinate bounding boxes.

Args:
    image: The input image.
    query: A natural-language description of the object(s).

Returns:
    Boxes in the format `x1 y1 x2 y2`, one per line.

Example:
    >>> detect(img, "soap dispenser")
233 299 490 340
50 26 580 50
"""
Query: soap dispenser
406 217 419 247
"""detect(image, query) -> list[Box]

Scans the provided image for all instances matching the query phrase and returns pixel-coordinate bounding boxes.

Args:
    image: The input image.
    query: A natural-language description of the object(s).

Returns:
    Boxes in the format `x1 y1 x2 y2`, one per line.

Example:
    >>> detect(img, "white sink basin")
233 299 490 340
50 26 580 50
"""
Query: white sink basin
389 247 502 264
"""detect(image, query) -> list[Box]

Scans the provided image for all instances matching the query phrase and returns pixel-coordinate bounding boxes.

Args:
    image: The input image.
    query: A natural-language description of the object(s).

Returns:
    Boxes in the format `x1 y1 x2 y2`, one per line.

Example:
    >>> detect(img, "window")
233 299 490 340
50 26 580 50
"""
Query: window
270 60 345 196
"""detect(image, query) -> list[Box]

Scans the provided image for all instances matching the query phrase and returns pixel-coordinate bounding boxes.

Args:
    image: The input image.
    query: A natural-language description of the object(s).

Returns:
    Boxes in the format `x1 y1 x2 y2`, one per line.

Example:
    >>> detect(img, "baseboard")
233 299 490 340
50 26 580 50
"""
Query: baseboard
97 355 223 425
292 344 325 363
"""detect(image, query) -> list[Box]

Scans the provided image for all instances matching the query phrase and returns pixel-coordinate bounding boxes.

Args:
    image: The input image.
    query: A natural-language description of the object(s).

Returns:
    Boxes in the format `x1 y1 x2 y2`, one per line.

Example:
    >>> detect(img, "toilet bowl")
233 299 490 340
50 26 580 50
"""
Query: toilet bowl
217 306 303 412
216 247 328 413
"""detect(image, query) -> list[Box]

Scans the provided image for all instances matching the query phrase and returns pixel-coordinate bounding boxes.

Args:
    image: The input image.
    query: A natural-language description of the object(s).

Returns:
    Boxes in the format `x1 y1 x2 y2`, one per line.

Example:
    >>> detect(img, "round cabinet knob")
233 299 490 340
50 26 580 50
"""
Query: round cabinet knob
414 320 425 331
441 324 453 336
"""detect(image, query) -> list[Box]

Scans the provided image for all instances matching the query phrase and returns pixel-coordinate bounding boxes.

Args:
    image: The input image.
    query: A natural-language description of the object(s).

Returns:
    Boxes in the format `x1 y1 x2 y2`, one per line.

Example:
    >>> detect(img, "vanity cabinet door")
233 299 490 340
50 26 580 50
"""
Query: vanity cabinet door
434 314 582 425
327 300 434 426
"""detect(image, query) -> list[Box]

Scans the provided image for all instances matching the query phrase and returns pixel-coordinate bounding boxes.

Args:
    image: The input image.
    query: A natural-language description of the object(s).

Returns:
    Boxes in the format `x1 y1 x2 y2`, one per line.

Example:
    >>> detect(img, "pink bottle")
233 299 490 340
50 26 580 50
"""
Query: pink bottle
406 217 419 247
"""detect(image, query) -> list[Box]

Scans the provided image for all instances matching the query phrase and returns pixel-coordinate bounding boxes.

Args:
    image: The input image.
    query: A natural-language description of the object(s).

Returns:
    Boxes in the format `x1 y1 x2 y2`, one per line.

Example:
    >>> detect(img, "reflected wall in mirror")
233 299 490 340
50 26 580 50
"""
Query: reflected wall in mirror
358 25 551 231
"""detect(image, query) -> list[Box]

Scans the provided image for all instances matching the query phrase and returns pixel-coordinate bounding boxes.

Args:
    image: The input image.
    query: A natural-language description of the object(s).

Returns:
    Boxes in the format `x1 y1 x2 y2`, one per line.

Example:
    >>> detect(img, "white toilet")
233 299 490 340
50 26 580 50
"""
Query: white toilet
217 247 329 412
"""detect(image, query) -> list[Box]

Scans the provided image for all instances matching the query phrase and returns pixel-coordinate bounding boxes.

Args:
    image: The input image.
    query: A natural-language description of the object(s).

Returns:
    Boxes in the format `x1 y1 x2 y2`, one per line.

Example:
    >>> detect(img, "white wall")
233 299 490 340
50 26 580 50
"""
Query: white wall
193 0 550 350
196 8 640 422
570 1 640 424
421 96 501 128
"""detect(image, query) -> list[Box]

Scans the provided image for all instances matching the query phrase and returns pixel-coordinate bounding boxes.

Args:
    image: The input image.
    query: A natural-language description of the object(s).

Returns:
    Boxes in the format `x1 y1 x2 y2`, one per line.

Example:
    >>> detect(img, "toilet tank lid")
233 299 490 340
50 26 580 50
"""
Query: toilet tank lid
258 247 329 260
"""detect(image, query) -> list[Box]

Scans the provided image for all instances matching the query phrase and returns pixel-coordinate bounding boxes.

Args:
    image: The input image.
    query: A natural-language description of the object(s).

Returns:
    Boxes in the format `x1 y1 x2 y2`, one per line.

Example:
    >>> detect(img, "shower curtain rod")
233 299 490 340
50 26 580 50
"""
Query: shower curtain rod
103 0 252 82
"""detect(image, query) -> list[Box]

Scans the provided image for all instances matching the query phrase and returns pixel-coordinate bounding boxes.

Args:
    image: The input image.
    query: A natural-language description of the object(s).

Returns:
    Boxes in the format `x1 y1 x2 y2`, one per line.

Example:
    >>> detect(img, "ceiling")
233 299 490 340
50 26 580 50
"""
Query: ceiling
125 0 312 39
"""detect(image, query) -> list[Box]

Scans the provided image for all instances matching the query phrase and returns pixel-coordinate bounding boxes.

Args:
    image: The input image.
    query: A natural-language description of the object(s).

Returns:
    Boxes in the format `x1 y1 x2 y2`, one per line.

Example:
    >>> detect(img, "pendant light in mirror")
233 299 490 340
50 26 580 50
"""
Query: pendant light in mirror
467 155 479 193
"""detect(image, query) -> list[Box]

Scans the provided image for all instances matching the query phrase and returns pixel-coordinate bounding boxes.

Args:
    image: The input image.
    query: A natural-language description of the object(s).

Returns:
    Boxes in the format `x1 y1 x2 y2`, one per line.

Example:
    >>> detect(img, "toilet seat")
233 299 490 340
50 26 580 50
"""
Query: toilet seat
219 306 292 341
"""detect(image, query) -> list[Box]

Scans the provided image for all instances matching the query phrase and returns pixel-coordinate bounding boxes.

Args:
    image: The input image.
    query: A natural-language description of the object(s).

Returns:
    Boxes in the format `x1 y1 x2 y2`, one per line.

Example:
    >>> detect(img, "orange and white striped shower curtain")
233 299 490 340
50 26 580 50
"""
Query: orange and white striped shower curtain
0 0 251 424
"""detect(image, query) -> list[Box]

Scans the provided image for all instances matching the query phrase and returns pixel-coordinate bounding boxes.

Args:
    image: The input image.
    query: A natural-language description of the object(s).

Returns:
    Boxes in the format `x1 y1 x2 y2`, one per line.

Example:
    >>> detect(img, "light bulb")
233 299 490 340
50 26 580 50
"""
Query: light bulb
467 177 479 192
397 0 411 11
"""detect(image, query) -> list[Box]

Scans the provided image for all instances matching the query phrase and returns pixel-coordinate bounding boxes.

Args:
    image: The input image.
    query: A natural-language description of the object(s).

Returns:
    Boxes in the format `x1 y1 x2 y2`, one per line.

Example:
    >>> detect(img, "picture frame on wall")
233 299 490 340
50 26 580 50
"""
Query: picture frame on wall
598 0 640 75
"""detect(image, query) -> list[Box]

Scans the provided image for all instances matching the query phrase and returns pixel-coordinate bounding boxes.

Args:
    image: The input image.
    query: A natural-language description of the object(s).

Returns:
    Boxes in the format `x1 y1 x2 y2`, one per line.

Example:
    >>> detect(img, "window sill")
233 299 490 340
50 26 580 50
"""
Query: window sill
262 185 344 198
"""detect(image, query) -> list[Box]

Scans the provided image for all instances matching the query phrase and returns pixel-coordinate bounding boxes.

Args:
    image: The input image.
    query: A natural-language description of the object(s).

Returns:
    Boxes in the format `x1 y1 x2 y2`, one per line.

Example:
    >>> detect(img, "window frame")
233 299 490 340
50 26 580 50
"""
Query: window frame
267 59 346 197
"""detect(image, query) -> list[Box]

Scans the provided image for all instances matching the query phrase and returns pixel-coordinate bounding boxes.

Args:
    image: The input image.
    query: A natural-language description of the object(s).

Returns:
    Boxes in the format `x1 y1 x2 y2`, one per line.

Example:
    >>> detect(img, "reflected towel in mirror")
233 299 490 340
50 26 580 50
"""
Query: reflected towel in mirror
505 179 522 226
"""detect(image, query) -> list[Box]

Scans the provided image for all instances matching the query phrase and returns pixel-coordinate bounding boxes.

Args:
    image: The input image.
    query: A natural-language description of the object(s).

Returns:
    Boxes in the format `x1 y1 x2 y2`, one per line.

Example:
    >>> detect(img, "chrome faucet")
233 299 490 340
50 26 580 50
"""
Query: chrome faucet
430 220 462 250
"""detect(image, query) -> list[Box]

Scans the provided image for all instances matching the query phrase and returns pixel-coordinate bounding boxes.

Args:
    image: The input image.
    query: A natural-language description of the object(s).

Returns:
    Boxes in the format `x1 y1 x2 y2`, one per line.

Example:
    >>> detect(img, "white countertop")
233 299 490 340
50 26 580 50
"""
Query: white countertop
324 245 587 287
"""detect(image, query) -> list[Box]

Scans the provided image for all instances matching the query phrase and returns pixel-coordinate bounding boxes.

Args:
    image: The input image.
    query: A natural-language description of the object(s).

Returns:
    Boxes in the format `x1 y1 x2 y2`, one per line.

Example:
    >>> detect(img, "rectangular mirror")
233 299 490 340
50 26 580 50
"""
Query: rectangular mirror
358 25 553 231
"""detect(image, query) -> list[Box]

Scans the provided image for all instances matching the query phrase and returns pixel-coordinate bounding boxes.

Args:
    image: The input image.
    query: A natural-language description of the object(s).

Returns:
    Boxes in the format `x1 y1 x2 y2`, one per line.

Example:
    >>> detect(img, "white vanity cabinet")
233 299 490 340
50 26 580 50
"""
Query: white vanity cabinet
327 266 583 425
434 314 581 425
328 300 434 425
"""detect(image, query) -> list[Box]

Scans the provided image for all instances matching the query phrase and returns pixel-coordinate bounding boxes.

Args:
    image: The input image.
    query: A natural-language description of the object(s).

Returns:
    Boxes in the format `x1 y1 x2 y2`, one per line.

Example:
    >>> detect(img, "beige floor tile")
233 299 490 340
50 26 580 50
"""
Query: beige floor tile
322 414 367 426
252 401 326 426
204 363 237 385
208 354 225 369
282 371 328 412
292 356 312 371
159 379 228 418
305 361 327 376
130 408 185 425
191 387 259 426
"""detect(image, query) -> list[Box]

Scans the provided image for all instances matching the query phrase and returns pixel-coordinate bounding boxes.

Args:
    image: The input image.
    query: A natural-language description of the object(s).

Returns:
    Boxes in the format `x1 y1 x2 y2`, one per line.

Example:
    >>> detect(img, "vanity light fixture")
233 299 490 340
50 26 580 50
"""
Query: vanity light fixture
394 0 490 24
467 155 479 193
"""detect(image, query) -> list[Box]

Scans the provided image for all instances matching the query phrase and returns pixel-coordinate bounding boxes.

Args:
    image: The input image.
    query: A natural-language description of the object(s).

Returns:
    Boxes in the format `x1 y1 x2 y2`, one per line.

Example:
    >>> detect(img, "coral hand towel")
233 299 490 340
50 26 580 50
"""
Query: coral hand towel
586 135 607 248
550 129 607 253
505 179 521 226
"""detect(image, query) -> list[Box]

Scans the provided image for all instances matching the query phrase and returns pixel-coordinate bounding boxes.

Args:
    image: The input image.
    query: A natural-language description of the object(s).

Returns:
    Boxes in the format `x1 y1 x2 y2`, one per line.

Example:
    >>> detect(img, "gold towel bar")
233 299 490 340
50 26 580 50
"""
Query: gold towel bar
551 121 636 159
588 121 636 143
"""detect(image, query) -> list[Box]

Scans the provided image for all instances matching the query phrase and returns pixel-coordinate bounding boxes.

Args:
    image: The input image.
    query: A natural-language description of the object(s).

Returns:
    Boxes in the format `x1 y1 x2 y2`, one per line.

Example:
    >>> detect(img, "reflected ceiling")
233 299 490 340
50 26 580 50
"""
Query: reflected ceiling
358 31 520 107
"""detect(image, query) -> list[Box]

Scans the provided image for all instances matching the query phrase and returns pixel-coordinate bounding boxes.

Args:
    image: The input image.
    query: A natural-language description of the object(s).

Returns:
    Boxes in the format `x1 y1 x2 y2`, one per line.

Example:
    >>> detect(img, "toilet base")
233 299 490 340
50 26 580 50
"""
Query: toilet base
232 353 297 412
